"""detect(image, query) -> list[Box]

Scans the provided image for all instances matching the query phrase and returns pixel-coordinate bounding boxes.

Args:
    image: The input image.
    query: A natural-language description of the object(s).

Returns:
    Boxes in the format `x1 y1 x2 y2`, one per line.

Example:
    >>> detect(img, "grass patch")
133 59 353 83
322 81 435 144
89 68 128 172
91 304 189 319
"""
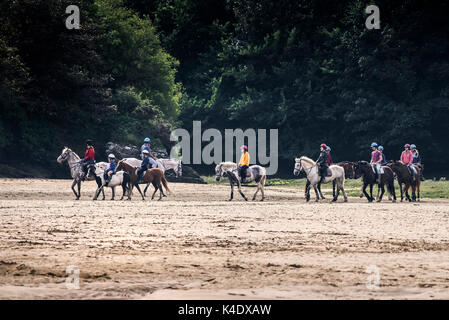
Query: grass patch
201 176 449 199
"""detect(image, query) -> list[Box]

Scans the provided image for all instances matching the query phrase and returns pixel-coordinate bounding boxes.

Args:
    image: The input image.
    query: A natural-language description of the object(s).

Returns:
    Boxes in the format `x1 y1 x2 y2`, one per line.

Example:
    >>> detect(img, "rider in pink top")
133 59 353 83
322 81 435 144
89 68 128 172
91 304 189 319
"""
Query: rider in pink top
400 144 415 179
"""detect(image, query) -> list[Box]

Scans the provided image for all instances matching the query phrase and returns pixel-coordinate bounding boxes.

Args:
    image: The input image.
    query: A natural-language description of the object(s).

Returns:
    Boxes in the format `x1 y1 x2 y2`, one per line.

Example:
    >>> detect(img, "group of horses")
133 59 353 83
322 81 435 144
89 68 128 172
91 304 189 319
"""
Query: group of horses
57 147 422 203
57 147 180 201
295 158 422 203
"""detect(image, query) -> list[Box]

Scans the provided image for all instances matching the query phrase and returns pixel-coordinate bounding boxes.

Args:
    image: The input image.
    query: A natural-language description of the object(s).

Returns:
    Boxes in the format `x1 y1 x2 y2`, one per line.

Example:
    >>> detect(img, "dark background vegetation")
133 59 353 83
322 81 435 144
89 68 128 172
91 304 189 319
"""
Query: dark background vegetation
1 0 448 178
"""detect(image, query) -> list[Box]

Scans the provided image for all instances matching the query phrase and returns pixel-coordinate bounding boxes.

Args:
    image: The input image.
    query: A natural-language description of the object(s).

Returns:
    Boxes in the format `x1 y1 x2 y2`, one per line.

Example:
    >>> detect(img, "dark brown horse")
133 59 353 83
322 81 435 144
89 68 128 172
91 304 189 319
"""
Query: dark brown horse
116 160 170 200
354 161 396 202
387 161 421 202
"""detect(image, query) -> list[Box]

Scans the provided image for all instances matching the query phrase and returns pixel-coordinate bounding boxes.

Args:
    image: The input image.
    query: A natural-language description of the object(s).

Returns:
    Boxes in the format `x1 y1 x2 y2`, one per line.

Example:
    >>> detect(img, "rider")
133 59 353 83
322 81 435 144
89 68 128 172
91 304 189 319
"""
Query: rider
326 146 333 165
238 145 250 183
316 144 328 183
410 144 424 181
137 150 150 182
81 140 95 181
410 144 421 164
104 154 116 185
141 137 158 169
400 143 415 180
370 142 382 183
378 146 387 165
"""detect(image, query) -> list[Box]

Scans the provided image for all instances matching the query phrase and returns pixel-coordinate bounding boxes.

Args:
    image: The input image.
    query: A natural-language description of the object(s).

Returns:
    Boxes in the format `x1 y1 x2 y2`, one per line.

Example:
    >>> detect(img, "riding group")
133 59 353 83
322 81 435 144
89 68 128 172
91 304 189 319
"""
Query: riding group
293 142 424 203
57 138 181 201
58 138 424 203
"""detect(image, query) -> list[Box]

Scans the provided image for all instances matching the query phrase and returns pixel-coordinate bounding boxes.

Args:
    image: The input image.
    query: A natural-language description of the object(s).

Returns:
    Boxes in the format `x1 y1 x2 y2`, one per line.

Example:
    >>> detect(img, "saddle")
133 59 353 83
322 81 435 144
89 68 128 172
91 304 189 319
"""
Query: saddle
370 164 384 174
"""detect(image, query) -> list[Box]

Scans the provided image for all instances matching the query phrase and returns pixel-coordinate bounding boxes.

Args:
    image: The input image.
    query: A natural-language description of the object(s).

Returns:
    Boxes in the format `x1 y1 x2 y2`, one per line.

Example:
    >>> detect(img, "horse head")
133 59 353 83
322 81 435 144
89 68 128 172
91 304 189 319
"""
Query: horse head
354 161 369 178
57 147 71 163
215 163 223 181
293 158 302 176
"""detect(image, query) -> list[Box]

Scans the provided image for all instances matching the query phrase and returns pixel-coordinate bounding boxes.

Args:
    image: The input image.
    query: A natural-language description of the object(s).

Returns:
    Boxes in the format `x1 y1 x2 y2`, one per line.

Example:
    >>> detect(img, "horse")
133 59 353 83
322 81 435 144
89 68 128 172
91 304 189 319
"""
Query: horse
354 161 396 202
333 161 356 197
57 147 108 200
215 162 267 201
122 157 182 196
116 160 170 200
92 170 130 201
293 156 347 202
387 161 421 202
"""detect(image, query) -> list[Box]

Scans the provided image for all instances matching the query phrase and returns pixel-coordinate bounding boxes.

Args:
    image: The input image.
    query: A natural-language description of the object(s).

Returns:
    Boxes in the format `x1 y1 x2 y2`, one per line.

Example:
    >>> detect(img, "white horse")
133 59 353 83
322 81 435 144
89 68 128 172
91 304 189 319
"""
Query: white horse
92 170 130 201
215 162 267 201
122 157 182 176
57 147 108 200
293 156 347 202
122 157 182 196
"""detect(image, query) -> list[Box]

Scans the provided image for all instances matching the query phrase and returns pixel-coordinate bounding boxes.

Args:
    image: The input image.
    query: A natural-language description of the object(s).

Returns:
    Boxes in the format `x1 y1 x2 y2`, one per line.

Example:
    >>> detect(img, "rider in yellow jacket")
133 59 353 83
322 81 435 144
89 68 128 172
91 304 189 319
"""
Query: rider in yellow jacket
238 145 250 183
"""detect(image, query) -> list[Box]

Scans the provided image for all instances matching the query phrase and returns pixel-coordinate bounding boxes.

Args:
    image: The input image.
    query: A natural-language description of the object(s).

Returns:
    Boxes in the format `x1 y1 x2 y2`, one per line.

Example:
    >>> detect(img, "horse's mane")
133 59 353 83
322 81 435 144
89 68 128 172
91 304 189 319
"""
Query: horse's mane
299 156 316 165
62 147 80 160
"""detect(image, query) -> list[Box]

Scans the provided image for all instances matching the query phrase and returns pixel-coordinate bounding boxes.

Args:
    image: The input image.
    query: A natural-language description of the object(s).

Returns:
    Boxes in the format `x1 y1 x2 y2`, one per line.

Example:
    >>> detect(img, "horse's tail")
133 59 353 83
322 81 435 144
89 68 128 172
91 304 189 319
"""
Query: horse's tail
161 174 171 194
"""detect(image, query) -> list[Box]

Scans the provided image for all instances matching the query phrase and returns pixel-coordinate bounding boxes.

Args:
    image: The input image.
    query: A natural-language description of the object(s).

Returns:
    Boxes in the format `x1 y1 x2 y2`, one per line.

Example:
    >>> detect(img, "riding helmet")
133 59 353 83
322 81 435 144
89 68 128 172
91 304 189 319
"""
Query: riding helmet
108 154 116 159
142 150 150 154
410 144 416 149
241 145 248 150
144 137 151 143
371 142 378 147
320 143 327 148
378 146 384 150
326 146 331 151
404 143 411 148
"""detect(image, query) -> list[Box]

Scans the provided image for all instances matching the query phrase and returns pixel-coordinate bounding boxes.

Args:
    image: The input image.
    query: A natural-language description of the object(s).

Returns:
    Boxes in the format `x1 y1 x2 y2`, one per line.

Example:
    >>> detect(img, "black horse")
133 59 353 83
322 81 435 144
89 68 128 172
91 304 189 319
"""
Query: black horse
354 161 396 202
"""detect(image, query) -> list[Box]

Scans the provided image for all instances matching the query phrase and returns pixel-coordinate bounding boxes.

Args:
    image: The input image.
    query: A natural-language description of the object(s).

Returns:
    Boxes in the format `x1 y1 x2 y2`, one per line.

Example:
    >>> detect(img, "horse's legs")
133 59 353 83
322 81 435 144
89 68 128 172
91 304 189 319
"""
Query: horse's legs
135 184 145 200
332 180 335 198
398 183 404 202
377 184 385 202
151 182 158 200
305 180 310 199
417 181 421 201
71 179 79 200
143 183 150 197
359 184 364 198
260 182 265 201
93 186 103 200
318 183 325 199
305 184 311 202
237 181 248 201
111 187 115 200
404 182 411 202
77 181 81 200
313 185 320 202
341 183 348 202
158 182 163 200
362 183 371 202
332 181 340 202
369 184 374 202
228 180 234 201
252 183 260 201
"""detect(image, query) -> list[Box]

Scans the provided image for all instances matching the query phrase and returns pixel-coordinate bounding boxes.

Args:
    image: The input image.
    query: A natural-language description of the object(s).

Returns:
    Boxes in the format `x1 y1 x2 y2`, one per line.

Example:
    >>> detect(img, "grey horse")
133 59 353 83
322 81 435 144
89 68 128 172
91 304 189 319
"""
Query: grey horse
57 147 108 200
215 162 267 201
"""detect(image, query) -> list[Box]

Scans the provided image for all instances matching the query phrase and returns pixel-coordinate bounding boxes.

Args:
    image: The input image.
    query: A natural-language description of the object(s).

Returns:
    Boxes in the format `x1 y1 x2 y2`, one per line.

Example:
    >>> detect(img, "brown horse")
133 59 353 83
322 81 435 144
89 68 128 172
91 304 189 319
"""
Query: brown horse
387 161 421 202
116 160 170 200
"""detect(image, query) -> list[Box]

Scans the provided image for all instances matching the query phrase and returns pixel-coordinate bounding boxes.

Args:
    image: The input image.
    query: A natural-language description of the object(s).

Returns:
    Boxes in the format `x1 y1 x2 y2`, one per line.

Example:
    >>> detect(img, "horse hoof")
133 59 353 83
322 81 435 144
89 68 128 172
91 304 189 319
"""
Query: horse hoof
344 199 348 202
260 198 264 202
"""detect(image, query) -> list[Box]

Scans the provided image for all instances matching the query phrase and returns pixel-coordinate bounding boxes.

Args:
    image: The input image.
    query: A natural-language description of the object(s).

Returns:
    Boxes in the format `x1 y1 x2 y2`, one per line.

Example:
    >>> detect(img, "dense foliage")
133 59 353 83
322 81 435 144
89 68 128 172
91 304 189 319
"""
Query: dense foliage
129 0 449 174
1 0 448 176
0 0 180 175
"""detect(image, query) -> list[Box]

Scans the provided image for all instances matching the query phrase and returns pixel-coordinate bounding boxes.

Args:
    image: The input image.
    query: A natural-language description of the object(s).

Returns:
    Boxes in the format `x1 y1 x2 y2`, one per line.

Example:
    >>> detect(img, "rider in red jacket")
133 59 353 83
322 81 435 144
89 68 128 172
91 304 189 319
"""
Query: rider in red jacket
82 140 95 180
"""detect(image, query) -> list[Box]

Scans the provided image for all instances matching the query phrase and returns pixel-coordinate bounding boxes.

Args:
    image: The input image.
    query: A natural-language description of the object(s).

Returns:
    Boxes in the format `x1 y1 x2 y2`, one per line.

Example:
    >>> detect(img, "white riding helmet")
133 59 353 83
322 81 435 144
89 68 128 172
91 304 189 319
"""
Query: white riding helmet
108 154 116 159
142 150 150 155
